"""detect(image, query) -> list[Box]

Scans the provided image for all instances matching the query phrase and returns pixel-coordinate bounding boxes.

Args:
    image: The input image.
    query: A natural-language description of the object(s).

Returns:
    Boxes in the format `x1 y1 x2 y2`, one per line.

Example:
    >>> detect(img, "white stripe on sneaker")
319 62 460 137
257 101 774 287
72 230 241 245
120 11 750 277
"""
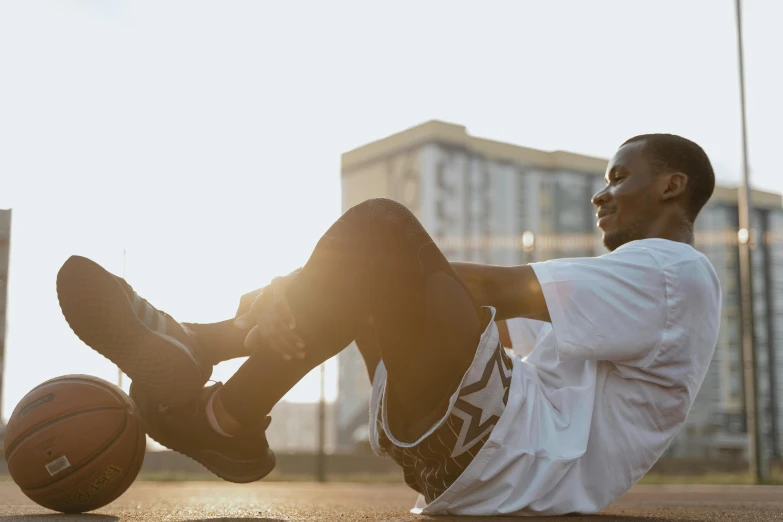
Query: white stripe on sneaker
143 301 155 329
132 292 144 317
156 310 167 335
131 290 166 335
126 290 198 370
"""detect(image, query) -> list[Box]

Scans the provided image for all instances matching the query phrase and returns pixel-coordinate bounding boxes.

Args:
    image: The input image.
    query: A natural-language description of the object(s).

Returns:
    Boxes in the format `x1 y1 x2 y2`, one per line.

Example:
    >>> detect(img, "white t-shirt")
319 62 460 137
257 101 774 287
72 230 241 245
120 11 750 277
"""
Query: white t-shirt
415 238 721 516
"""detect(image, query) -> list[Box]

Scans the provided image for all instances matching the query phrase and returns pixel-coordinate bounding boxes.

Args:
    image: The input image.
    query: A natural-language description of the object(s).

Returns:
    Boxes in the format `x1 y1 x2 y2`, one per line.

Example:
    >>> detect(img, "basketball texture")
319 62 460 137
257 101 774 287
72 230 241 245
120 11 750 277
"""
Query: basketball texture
4 375 146 513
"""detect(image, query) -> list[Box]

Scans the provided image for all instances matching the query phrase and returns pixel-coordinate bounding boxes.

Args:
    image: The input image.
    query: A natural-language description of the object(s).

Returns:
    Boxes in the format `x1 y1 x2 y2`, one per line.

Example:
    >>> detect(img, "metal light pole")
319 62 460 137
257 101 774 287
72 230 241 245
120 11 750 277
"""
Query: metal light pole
734 0 763 483
118 248 127 389
316 362 327 482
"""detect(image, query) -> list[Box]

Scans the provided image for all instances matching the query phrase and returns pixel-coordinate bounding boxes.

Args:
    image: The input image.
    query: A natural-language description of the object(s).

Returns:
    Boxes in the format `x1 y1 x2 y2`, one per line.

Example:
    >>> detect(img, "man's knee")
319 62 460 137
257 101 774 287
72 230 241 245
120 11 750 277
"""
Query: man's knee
349 198 416 227
352 198 411 216
348 198 425 240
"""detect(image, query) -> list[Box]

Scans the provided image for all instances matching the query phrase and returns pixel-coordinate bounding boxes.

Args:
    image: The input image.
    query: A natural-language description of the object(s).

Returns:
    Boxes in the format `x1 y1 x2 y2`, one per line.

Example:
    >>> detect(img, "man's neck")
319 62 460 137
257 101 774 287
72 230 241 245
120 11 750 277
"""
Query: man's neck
646 217 694 246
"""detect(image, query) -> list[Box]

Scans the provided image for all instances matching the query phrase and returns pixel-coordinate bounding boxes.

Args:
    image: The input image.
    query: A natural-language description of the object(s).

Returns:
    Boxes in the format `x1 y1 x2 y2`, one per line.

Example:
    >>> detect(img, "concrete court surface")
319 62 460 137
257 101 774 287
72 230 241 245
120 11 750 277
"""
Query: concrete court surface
1 482 782 521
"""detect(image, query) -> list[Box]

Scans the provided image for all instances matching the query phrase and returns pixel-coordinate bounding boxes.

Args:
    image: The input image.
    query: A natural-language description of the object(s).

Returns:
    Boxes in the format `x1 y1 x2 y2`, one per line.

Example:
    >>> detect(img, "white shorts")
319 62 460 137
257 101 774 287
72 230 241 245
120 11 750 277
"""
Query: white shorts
368 307 513 504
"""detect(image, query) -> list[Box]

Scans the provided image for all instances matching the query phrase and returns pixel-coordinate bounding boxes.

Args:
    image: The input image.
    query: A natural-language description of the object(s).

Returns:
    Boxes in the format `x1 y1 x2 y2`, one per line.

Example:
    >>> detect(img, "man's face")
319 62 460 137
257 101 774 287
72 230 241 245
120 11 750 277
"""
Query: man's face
592 141 660 251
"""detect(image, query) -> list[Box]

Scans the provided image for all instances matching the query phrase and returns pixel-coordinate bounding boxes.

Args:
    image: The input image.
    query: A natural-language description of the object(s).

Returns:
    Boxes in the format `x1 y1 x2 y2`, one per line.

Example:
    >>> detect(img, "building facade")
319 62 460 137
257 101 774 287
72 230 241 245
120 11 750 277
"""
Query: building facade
336 121 783 465
673 196 783 465
265 400 337 454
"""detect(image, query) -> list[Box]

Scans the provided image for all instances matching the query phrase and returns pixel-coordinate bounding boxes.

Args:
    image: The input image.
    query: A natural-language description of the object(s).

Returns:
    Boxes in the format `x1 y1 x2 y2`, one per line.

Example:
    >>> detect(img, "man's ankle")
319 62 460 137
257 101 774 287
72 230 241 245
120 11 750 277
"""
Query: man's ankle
206 389 243 437
184 320 254 366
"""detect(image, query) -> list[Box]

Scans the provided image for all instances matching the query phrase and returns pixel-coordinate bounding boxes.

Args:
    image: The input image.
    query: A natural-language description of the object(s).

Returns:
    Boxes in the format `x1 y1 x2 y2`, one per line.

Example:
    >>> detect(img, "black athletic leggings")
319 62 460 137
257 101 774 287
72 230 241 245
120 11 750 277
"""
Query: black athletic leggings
219 198 485 441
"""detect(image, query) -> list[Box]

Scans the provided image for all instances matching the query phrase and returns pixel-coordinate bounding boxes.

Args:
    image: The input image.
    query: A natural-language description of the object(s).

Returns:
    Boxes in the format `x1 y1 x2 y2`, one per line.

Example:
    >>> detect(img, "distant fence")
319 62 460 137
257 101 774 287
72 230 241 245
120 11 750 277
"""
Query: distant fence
0 452 764 479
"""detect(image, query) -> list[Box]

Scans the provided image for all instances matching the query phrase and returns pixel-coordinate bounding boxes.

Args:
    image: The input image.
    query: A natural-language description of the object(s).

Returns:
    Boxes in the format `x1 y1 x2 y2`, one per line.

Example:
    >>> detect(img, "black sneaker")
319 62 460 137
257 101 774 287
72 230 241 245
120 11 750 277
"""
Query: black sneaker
130 382 276 483
57 255 211 406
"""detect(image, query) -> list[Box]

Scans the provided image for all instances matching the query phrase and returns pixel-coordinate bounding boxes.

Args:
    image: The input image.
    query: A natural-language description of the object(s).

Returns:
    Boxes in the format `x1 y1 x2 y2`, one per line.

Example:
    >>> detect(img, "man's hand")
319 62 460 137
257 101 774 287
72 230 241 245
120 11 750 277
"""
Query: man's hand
236 288 264 318
234 270 305 360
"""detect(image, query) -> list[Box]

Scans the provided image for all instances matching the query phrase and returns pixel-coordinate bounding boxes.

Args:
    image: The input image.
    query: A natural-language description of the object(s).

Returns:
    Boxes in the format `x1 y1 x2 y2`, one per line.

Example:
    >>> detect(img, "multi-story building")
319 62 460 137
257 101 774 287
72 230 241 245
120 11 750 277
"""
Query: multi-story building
265 400 337 454
336 121 783 465
675 193 783 465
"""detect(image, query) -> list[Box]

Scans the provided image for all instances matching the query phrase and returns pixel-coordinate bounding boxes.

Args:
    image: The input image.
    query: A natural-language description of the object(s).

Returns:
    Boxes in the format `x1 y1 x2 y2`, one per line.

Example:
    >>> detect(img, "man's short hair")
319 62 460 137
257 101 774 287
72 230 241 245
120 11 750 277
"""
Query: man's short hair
622 134 715 220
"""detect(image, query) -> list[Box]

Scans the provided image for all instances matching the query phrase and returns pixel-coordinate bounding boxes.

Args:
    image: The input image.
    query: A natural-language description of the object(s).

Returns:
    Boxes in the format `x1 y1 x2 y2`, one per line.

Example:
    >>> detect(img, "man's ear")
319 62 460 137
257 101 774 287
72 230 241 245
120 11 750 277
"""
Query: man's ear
661 172 688 202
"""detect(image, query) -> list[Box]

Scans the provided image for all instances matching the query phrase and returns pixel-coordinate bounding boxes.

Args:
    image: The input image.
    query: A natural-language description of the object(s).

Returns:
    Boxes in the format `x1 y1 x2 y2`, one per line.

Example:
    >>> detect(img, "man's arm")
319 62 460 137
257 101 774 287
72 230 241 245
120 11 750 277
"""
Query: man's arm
450 262 550 323
496 320 512 348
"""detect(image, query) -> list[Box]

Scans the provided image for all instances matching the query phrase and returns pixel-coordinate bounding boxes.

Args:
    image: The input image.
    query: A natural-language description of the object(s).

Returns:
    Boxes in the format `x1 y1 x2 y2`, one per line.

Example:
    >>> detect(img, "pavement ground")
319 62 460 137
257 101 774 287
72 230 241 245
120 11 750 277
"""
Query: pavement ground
1 482 782 521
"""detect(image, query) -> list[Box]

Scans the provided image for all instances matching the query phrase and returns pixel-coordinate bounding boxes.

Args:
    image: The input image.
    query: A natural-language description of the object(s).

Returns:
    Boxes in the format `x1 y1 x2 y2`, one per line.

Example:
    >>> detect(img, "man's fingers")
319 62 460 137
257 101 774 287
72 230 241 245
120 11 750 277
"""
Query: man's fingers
274 287 297 330
241 279 303 361
249 290 268 317
234 312 252 330
244 325 262 351
265 329 296 361
245 319 301 361
277 320 305 352
236 287 264 318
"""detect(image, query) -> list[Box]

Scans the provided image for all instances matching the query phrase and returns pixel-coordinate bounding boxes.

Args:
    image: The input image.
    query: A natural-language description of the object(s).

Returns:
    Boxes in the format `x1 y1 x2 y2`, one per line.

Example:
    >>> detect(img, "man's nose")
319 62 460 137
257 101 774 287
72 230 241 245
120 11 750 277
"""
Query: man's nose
591 187 611 207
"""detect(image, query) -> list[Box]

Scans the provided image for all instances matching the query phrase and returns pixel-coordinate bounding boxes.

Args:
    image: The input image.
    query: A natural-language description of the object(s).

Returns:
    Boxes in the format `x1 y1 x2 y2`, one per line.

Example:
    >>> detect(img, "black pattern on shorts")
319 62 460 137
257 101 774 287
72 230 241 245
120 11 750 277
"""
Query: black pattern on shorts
377 341 513 504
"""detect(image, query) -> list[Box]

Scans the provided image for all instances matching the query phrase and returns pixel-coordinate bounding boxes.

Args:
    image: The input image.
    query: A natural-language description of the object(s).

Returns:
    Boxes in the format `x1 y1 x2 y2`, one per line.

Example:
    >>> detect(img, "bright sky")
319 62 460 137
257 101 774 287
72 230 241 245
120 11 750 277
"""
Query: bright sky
1 0 782 421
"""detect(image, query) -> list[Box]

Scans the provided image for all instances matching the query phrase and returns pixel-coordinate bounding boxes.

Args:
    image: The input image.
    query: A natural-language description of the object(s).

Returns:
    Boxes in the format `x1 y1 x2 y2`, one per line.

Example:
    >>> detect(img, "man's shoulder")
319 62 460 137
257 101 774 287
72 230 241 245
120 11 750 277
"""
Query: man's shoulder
626 239 721 307
609 239 720 300
613 238 710 269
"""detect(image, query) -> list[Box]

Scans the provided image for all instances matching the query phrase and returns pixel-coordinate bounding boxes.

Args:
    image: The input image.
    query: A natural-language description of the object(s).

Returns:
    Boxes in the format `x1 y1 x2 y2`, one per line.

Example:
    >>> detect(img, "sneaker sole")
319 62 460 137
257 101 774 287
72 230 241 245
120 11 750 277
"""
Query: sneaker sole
140 410 276 483
57 255 204 407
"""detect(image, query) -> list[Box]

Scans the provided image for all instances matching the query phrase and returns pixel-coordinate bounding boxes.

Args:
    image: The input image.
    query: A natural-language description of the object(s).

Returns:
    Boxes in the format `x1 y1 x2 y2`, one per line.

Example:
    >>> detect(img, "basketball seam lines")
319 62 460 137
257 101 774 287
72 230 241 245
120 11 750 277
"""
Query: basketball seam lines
4 406 128 461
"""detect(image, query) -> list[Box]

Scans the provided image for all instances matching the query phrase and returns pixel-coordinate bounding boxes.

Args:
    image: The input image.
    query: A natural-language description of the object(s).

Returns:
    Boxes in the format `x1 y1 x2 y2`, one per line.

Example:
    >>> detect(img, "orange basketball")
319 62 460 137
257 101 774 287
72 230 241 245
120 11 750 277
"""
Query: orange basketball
4 375 146 513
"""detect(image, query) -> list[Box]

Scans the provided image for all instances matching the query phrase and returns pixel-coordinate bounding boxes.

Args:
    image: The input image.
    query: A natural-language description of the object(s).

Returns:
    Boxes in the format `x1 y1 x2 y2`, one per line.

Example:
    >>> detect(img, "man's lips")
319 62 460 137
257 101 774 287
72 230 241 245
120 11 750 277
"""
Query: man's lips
596 209 615 229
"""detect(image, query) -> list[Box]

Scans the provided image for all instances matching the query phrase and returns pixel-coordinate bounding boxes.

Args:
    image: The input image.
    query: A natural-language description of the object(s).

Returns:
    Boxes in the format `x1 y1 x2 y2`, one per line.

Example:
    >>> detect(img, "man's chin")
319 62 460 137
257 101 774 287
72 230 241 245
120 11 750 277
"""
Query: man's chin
602 231 627 252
